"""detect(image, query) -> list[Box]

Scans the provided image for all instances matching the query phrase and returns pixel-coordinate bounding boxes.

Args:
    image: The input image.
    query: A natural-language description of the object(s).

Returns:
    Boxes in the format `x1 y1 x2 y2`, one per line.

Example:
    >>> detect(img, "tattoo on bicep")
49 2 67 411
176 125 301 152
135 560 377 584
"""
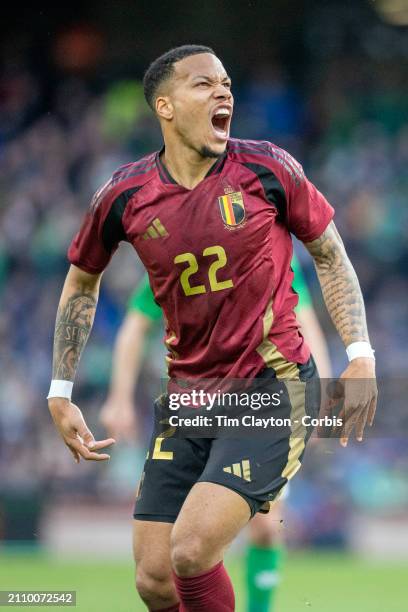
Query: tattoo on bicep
305 223 369 345
52 293 97 380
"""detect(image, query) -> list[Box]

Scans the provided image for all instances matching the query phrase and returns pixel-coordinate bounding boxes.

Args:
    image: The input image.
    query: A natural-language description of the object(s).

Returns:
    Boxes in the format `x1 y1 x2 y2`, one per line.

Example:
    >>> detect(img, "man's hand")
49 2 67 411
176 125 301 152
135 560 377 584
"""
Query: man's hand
48 398 115 463
99 395 138 442
331 357 377 447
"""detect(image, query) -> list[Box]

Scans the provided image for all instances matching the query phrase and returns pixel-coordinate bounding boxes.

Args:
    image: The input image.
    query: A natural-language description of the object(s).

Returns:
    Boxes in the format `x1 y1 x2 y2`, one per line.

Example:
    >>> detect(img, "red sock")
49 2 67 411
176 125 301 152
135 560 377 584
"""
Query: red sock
151 605 179 612
173 561 235 611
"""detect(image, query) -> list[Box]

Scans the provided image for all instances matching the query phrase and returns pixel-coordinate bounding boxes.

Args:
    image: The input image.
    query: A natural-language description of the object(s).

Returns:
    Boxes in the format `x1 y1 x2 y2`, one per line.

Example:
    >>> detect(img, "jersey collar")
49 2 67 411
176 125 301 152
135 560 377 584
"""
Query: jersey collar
155 145 227 187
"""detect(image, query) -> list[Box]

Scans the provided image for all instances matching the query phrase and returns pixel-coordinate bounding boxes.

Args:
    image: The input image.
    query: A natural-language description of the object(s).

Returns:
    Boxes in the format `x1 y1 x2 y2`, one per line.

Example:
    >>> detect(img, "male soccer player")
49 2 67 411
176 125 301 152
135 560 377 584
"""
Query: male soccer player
100 262 331 612
47 45 377 612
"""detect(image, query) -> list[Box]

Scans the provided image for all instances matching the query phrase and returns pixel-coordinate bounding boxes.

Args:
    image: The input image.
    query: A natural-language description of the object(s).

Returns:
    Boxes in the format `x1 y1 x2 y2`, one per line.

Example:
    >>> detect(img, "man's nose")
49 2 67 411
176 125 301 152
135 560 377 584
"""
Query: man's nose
214 83 232 100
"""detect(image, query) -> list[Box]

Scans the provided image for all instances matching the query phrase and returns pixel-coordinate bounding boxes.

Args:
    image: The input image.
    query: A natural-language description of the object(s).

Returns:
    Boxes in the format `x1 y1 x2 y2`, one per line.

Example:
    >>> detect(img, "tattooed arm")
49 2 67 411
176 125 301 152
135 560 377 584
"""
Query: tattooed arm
48 264 115 463
304 221 369 346
304 221 377 445
52 265 100 381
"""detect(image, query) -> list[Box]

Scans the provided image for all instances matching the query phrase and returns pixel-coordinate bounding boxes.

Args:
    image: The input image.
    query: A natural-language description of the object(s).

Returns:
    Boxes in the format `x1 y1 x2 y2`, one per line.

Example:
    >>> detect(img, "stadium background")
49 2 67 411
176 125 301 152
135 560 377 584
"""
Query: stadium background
0 0 407 609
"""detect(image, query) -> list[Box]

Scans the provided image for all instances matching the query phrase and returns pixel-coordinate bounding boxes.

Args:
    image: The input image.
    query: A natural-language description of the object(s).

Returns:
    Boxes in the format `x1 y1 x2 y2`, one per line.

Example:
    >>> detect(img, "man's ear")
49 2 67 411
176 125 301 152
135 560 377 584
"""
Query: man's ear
156 96 173 121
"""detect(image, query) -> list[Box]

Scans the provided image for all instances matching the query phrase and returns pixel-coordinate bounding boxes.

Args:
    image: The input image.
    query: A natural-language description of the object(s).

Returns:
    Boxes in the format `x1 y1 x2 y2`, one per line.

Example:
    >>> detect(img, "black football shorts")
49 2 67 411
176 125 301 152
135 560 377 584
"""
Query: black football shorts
133 356 319 521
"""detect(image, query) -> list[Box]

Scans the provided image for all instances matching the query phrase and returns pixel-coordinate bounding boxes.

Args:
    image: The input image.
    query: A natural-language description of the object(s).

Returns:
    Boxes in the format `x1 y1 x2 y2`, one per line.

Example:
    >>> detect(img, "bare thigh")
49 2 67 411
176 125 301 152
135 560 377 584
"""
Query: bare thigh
133 519 173 564
171 481 251 576
133 520 177 608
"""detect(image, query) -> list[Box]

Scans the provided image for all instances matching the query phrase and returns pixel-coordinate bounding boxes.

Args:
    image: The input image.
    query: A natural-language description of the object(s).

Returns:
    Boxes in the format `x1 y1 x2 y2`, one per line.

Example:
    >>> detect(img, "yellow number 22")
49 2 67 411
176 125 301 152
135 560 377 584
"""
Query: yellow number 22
174 245 233 296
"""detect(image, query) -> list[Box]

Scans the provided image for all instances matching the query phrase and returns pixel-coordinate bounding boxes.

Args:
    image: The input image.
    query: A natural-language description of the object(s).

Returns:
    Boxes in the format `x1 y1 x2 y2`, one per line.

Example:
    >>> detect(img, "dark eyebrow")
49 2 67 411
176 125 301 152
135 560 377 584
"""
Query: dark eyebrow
192 74 232 82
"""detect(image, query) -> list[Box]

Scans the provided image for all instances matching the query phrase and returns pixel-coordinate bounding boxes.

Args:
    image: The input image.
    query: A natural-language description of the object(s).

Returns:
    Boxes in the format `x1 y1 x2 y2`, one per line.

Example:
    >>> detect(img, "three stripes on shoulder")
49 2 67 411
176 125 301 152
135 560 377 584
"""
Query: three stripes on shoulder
143 217 169 240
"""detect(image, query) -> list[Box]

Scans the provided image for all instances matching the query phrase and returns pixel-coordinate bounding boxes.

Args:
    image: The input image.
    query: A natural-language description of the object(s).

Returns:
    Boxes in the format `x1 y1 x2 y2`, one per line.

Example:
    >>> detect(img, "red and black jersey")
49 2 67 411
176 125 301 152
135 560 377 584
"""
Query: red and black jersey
68 138 334 380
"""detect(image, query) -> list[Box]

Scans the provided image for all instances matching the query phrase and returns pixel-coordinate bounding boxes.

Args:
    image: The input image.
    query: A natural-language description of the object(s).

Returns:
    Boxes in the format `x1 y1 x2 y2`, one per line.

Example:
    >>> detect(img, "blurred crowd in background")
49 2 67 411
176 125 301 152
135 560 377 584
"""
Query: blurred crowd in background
0 0 407 549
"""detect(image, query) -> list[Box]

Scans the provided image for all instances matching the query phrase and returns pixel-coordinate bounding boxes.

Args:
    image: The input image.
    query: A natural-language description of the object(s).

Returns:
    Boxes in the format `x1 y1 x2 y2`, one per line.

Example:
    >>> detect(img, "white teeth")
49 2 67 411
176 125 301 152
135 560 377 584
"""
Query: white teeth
214 108 230 117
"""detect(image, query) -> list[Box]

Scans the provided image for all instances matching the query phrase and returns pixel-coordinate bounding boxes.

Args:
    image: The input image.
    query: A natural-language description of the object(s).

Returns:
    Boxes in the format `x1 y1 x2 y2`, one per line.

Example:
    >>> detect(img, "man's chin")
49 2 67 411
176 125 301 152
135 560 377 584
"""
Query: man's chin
199 143 227 159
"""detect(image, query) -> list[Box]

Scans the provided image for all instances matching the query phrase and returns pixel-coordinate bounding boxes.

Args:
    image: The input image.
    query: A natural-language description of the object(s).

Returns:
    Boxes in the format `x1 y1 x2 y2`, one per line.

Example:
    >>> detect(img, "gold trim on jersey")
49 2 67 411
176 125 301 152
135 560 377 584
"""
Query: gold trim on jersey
281 381 307 481
256 294 300 380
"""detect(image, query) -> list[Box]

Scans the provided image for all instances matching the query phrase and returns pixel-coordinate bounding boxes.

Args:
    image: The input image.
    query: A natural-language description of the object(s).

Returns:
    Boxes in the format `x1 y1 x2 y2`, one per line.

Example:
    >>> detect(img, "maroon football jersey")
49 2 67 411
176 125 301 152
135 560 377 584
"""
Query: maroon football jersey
68 138 334 380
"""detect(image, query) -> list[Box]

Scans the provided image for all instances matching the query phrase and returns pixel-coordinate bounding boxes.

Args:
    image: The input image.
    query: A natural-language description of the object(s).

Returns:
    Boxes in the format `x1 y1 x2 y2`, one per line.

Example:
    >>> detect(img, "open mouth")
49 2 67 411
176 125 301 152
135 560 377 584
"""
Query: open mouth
211 107 231 139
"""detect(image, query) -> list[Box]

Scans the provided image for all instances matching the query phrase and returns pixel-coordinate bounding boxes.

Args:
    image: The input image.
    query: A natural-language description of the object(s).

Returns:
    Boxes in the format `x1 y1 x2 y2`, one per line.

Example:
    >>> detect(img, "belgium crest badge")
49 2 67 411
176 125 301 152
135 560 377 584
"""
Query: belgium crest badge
218 188 246 228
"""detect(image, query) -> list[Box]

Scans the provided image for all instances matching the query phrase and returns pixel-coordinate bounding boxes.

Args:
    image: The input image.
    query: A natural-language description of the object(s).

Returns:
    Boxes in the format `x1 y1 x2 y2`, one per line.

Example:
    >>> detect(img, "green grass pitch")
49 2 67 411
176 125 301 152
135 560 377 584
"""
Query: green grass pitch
0 550 406 611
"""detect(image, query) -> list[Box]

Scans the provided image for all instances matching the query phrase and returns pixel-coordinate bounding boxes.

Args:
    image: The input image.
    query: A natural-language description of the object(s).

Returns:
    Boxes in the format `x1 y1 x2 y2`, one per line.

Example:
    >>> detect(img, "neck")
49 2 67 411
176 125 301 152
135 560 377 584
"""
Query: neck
161 138 221 190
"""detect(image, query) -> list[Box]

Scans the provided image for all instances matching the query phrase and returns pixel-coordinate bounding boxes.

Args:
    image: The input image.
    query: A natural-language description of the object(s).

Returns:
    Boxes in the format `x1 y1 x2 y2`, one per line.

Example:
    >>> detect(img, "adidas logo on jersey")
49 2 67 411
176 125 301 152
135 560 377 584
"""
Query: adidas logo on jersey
223 459 251 482
142 218 169 240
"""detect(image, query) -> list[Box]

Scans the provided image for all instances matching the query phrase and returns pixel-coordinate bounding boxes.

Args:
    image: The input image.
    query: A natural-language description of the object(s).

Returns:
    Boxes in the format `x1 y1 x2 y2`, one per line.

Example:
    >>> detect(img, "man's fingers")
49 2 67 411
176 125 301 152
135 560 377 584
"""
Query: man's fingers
368 395 377 426
69 438 113 461
67 444 80 464
341 395 374 446
77 425 115 451
81 450 111 461
340 404 359 447
78 447 111 461
316 393 337 438
355 402 370 442
332 405 345 438
86 438 116 451
78 428 96 448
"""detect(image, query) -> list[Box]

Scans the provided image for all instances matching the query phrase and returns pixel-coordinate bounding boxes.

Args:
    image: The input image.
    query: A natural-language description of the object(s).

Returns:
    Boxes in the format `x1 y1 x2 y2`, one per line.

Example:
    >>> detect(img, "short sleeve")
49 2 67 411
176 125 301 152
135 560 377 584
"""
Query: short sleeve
127 275 162 322
285 161 335 242
68 178 133 274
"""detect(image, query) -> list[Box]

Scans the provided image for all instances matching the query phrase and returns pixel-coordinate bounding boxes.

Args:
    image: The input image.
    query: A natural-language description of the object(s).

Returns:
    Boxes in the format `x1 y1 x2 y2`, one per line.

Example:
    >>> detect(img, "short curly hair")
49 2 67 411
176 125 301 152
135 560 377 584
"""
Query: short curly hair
143 44 215 110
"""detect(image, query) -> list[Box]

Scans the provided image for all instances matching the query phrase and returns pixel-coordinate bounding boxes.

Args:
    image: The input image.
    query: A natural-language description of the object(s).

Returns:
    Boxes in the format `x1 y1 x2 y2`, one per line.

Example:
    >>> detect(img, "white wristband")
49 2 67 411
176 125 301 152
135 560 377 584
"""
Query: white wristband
47 380 74 400
346 342 375 362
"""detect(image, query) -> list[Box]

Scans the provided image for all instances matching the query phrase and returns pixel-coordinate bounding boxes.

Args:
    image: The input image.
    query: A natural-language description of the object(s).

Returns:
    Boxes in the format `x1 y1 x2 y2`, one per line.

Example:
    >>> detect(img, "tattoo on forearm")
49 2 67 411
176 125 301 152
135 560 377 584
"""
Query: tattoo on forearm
305 222 369 346
52 292 97 380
